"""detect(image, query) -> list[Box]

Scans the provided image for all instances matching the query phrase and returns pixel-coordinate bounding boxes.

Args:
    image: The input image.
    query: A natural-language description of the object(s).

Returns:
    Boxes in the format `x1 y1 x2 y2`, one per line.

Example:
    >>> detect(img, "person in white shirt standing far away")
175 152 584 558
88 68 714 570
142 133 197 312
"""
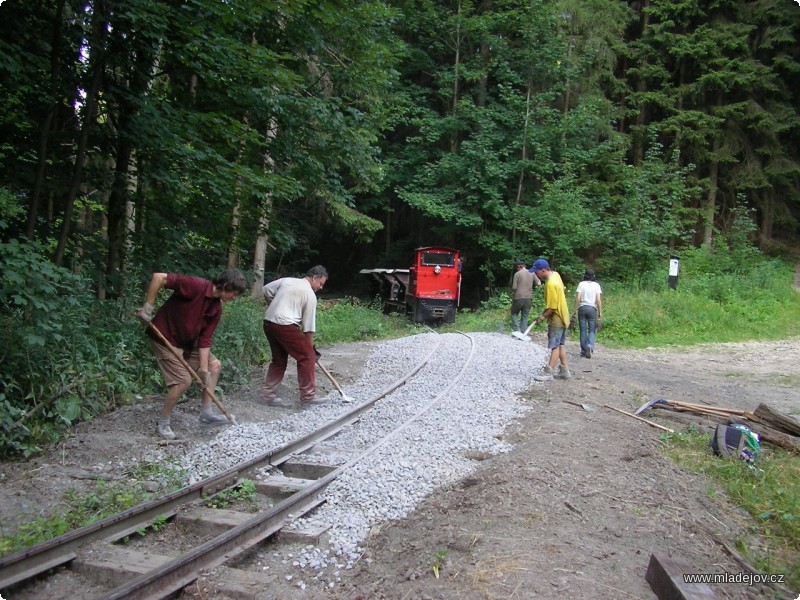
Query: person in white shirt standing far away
574 268 603 359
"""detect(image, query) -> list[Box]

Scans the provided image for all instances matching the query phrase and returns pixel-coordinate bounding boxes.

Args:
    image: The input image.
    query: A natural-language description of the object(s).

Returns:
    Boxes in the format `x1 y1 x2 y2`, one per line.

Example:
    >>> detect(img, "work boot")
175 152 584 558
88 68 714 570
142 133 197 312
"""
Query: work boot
199 409 229 425
301 396 328 406
555 366 573 380
534 366 554 382
585 347 592 359
259 389 289 407
156 417 176 439
265 397 290 407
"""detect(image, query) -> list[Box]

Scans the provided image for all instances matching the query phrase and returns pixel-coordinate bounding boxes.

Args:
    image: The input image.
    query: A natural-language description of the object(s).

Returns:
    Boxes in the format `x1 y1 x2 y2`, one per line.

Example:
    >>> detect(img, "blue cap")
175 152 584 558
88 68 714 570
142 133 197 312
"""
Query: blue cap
532 258 550 271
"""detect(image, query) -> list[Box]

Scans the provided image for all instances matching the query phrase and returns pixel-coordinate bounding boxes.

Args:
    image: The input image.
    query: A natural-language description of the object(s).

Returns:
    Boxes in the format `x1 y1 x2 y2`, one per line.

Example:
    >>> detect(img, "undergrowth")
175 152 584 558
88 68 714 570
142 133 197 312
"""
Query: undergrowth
0 458 186 557
664 429 800 591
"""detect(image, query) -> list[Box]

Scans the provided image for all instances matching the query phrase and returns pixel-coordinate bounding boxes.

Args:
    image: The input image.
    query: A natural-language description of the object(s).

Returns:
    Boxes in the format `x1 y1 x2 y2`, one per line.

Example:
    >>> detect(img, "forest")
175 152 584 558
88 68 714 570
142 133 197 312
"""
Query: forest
1 0 799 454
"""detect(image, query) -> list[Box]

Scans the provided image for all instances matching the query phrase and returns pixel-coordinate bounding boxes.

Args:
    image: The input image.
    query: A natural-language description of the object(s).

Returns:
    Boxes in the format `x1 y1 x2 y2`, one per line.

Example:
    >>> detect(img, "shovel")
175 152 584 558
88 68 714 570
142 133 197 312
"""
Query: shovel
146 321 238 425
314 348 354 403
635 397 754 420
511 320 536 342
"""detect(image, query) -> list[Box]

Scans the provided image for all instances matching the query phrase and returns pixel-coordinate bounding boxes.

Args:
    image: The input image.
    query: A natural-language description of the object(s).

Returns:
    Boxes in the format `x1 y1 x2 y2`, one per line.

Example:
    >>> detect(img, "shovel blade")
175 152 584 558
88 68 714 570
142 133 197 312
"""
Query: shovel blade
511 331 531 342
634 398 668 416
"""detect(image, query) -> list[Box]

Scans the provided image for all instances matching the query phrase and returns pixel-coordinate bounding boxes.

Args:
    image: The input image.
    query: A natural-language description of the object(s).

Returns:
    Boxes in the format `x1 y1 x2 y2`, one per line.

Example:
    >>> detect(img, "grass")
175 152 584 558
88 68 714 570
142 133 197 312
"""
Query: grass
0 458 186 557
665 429 800 590
599 258 800 348
205 479 258 510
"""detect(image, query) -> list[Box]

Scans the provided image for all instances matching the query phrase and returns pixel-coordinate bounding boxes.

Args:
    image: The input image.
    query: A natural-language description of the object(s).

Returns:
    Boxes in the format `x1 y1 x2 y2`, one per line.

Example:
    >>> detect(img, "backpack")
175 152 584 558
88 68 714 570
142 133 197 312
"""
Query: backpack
710 424 760 464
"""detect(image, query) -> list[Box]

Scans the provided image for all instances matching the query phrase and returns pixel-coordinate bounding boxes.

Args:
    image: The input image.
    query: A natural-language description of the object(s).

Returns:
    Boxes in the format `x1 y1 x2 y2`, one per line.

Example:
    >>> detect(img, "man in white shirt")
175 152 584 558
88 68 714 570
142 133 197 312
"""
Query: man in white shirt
261 265 328 406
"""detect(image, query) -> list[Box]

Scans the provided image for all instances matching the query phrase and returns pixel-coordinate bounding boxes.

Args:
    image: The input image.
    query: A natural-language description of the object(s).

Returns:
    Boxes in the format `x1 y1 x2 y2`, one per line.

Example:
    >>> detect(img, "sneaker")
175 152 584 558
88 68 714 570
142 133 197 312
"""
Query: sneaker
542 366 554 374
199 411 229 425
555 367 573 380
585 347 592 359
156 418 176 439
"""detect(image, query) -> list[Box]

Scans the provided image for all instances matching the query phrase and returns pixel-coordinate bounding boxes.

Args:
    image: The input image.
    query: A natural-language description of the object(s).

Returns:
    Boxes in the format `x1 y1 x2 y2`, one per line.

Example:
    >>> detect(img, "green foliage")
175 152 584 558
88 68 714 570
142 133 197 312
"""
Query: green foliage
136 514 170 537
206 480 258 510
432 549 447 579
316 299 415 343
0 239 106 455
665 430 800 590
0 457 185 556
0 479 158 558
603 254 800 348
213 296 271 385
480 291 512 312
128 457 188 492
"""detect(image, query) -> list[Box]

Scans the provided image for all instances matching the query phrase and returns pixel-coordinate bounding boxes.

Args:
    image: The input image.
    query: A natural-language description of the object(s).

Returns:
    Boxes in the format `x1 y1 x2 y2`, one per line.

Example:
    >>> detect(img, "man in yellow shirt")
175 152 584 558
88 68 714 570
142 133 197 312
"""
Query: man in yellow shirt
531 259 572 380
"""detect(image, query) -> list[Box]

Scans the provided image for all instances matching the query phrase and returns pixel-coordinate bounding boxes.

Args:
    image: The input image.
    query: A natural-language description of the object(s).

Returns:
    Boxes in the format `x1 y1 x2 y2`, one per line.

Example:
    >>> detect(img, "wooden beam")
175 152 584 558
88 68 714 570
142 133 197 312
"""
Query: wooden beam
645 554 716 600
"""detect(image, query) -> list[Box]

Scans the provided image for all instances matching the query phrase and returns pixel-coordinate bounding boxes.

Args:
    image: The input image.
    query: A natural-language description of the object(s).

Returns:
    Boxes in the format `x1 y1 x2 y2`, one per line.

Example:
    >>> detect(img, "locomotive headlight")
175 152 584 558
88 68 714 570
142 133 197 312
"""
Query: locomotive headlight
434 265 441 274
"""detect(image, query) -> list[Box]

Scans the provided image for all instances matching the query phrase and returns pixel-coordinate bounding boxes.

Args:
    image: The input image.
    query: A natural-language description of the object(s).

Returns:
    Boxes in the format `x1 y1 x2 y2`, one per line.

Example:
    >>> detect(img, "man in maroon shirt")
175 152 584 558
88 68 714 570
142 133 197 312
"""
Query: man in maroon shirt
137 268 247 439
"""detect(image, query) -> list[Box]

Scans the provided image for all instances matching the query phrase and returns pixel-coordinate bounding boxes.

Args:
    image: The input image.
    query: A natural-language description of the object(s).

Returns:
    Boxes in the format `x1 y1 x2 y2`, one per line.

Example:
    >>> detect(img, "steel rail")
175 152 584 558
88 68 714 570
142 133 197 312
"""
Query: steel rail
101 332 476 600
0 333 444 592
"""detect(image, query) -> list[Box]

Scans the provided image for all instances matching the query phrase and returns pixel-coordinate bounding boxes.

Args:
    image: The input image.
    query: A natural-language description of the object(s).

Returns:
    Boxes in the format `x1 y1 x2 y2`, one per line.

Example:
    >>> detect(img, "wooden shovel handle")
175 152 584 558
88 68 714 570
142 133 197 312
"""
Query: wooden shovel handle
604 404 674 433
316 359 346 396
146 321 235 423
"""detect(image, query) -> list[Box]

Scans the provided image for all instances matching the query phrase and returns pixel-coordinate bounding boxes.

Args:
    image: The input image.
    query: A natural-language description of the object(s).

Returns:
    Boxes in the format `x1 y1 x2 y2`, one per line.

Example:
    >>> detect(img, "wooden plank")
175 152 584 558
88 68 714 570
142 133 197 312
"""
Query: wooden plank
0 552 77 590
754 403 800 436
197 566 280 599
277 523 331 543
729 417 800 455
72 544 171 585
280 460 337 480
645 554 716 600
177 507 253 535
255 475 315 497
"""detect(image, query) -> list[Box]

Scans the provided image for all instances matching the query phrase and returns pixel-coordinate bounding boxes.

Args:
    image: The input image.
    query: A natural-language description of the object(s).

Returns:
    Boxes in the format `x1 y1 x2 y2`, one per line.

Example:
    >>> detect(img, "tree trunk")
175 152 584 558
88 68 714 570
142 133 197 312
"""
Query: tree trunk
759 189 773 248
105 138 133 297
54 1 108 267
450 0 462 153
513 81 533 247
633 0 650 166
702 137 721 247
228 117 250 268
26 0 67 240
251 121 277 296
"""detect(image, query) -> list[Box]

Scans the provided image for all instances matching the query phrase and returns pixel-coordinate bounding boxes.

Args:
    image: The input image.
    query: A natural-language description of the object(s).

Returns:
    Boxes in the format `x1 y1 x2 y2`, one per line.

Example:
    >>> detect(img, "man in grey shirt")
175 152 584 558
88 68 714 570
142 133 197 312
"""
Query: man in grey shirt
261 265 328 406
510 260 540 333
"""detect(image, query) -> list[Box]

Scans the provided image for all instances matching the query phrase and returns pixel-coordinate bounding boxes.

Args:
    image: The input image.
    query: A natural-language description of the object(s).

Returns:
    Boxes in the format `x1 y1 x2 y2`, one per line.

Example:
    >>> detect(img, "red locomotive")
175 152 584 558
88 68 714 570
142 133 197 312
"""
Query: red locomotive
360 246 461 324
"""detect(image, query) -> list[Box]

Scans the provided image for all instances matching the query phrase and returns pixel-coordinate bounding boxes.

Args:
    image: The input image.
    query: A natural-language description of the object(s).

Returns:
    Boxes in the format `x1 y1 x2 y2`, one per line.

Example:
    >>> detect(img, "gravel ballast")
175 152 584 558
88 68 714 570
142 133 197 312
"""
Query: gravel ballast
180 331 549 588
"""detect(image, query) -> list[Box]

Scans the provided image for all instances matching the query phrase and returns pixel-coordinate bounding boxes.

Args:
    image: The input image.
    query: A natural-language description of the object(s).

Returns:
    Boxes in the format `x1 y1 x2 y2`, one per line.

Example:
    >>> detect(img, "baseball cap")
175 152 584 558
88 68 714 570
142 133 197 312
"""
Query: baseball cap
532 258 549 271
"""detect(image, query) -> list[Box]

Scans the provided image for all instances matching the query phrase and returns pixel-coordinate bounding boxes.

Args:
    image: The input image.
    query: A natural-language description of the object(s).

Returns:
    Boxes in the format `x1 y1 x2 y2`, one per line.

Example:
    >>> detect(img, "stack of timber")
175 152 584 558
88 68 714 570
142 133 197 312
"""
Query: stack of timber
654 402 800 454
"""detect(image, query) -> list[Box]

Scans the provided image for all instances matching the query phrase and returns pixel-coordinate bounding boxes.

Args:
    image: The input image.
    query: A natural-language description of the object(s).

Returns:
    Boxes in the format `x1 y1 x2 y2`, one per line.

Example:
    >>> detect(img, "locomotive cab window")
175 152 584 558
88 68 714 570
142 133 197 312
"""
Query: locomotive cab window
421 252 455 267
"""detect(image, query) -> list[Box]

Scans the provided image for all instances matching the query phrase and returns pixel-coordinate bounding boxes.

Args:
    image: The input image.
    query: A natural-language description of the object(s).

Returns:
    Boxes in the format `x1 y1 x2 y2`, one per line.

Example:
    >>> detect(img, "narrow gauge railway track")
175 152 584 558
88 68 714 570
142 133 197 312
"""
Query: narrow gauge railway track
1 331 476 599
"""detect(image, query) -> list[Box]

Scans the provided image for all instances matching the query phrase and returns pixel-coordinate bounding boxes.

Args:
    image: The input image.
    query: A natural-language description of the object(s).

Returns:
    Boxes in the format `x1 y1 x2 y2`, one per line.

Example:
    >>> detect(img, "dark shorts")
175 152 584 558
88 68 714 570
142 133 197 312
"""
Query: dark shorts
547 326 567 349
